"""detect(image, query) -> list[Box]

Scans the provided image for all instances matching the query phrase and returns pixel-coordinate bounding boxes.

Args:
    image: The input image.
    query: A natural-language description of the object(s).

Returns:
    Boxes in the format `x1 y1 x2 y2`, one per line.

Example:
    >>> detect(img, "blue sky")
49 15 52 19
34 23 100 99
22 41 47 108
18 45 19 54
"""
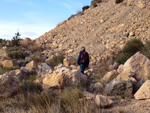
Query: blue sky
0 0 91 40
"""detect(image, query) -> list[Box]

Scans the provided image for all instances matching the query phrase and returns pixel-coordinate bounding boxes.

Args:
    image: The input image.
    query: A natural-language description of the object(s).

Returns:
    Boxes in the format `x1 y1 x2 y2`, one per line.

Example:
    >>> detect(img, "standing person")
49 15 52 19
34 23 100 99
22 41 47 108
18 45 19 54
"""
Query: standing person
77 46 90 74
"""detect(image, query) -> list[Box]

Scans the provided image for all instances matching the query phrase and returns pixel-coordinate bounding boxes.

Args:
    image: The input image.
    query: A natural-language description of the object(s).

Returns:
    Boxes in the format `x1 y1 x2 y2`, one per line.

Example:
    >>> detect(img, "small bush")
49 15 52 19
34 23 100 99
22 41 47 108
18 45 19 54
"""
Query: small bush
21 80 42 93
123 39 144 56
116 53 130 64
8 51 26 59
115 0 124 4
27 42 42 52
0 67 19 75
47 54 65 68
82 6 89 11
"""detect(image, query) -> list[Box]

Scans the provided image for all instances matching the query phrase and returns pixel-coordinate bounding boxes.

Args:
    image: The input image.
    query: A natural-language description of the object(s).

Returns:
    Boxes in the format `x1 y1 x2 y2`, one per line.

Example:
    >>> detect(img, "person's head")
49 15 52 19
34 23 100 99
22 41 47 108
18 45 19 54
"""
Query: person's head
81 46 85 51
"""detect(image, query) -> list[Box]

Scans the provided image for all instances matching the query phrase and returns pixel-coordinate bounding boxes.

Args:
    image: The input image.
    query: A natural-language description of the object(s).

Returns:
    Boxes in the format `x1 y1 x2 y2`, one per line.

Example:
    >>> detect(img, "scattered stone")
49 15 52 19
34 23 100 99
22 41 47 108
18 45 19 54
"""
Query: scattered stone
2 60 18 68
95 95 113 108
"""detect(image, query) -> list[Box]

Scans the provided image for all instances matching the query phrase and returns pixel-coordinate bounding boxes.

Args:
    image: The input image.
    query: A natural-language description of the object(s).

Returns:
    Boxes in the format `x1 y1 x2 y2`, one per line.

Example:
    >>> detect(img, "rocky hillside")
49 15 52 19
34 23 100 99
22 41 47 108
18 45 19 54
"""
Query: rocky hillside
36 0 150 61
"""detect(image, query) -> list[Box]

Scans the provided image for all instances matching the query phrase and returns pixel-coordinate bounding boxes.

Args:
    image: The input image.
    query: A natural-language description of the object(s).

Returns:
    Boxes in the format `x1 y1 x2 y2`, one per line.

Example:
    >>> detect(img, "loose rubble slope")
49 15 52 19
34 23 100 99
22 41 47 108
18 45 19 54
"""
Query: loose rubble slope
36 0 150 61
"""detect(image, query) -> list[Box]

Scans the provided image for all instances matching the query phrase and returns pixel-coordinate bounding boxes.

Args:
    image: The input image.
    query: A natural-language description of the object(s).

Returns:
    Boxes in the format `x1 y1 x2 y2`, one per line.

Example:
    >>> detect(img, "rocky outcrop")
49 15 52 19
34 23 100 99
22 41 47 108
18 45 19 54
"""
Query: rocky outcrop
134 80 150 100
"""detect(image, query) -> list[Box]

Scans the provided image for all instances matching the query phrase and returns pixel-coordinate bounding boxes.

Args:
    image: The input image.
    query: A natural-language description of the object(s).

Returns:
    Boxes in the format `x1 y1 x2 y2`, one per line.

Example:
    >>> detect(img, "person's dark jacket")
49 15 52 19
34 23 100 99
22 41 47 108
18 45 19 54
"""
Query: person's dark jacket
77 50 90 68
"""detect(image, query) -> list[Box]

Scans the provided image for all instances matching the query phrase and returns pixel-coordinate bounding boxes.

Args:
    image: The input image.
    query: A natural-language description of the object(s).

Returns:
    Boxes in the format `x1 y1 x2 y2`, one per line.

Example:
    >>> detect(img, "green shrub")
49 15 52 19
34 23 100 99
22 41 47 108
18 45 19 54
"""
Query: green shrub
115 0 124 4
8 51 26 59
0 67 19 75
91 1 98 8
82 6 89 11
116 53 130 64
11 37 21 47
122 39 144 56
47 54 65 68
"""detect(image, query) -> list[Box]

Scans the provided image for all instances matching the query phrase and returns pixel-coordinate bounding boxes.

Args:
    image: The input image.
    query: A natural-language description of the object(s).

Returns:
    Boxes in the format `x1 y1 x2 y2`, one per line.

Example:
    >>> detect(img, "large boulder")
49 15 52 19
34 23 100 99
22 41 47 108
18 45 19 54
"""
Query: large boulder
0 69 23 98
2 60 18 68
101 70 118 83
95 95 113 108
42 72 65 89
42 67 87 90
134 80 150 100
38 63 53 77
117 52 150 81
105 78 133 96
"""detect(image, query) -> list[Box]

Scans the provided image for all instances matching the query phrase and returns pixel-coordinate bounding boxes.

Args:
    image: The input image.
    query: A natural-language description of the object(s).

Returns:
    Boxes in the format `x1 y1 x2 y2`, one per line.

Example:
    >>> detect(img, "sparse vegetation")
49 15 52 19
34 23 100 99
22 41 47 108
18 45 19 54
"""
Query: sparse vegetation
8 51 26 59
115 0 124 4
82 6 90 11
47 54 65 68
27 42 43 52
116 39 144 64
116 53 130 64
0 67 19 75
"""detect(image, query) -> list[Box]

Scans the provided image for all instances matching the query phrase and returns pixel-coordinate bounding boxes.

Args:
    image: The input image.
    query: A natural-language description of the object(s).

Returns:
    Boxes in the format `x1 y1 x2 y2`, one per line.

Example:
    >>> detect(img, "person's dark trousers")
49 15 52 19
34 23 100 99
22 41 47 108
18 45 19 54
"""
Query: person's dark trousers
80 64 85 74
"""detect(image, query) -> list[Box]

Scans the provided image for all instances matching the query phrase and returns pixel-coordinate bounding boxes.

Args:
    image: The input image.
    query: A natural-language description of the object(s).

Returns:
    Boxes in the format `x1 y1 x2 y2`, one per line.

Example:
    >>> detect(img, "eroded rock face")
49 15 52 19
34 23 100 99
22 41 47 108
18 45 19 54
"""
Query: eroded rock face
134 80 150 100
95 95 113 108
105 78 133 96
118 52 150 81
